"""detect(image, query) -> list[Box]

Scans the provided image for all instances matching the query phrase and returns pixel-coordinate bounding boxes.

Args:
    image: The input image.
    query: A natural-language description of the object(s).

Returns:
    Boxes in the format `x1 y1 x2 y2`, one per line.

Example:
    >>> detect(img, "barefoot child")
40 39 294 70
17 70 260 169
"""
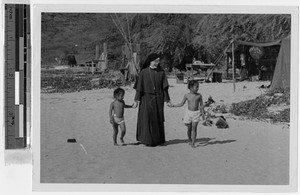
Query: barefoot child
109 87 133 146
171 80 205 148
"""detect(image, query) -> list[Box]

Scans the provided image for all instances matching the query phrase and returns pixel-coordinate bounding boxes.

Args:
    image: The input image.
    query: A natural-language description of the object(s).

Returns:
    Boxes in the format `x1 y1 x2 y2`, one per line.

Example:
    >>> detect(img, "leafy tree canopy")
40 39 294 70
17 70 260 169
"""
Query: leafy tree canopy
42 13 290 69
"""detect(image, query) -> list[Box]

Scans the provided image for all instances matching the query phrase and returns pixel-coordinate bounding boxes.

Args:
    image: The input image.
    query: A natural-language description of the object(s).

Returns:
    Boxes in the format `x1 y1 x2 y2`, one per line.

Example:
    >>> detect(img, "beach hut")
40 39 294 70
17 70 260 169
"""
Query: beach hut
225 36 290 86
228 39 282 81
221 36 291 91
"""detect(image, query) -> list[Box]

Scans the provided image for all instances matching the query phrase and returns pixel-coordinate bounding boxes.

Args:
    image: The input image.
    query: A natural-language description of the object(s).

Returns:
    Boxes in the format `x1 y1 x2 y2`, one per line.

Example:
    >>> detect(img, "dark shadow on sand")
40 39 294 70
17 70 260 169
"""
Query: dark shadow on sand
166 137 236 147
166 137 215 145
126 142 142 146
125 138 235 147
126 142 167 147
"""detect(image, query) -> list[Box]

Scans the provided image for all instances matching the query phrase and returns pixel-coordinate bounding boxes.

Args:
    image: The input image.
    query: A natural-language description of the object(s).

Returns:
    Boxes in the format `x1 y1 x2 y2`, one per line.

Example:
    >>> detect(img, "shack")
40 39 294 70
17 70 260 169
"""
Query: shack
225 39 282 81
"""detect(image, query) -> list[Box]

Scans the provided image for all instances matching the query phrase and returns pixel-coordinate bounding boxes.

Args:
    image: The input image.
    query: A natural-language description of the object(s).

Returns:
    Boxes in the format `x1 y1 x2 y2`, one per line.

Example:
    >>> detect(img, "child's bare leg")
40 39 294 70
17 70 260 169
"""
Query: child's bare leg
119 122 126 145
191 122 198 148
112 123 119 146
186 123 192 144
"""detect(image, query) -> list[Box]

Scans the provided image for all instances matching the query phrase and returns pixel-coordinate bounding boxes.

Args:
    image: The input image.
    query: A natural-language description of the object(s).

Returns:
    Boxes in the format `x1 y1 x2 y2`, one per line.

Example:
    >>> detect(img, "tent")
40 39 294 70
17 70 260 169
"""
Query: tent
222 36 290 92
232 35 290 90
269 35 291 90
233 39 282 81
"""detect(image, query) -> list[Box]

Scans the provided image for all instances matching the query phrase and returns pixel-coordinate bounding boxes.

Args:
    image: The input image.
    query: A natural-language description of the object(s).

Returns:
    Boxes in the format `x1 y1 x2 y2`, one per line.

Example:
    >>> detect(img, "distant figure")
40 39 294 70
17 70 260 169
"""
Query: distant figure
171 80 205 148
109 88 133 146
240 53 248 81
67 54 77 67
132 55 172 146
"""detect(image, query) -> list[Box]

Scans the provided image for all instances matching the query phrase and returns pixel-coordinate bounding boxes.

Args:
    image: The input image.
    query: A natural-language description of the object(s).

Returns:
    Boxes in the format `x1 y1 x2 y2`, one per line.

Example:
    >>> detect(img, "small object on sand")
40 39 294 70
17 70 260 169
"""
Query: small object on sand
259 84 270 89
67 138 77 143
202 119 213 126
79 143 88 154
215 116 229 129
67 139 87 154
208 96 215 104
205 95 215 107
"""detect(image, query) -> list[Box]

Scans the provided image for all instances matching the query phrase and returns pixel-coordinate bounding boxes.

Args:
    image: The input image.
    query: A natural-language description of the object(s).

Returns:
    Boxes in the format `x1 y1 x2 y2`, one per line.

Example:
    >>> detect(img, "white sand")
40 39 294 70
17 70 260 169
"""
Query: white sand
40 78 289 184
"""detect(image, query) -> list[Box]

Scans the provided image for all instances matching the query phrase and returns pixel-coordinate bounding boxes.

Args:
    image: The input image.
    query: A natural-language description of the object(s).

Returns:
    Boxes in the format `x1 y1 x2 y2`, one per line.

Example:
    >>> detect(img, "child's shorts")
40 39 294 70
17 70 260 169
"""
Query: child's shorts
113 114 125 125
183 109 201 124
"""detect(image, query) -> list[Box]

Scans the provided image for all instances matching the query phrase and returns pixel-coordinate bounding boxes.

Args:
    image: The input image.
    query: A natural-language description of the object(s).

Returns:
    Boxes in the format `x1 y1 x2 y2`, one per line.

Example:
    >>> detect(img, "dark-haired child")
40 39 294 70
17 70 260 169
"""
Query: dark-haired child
109 87 133 146
171 80 205 148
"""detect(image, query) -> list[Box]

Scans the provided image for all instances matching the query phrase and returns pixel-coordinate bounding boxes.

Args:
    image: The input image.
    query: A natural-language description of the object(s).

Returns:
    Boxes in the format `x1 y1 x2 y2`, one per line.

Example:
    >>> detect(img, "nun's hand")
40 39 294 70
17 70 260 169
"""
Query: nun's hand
166 102 173 108
132 101 138 108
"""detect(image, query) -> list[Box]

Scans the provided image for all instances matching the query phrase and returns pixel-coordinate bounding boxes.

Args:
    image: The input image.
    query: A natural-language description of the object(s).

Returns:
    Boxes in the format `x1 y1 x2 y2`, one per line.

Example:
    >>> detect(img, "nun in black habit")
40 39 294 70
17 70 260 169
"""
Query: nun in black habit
133 54 172 146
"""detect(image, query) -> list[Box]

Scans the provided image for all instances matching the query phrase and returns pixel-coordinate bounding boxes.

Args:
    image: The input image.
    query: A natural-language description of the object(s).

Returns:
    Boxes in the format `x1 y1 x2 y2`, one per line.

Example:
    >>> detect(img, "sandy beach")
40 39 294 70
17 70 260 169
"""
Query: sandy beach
40 78 289 184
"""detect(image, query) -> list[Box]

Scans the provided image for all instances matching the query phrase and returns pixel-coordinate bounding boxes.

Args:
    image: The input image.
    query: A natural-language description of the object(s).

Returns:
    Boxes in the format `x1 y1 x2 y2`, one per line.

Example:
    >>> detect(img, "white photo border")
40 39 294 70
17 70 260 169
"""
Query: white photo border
32 1 299 192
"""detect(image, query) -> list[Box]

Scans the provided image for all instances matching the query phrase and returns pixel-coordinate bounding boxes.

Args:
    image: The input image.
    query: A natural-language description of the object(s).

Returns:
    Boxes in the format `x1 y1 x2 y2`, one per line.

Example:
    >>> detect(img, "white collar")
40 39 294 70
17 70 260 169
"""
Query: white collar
149 65 157 69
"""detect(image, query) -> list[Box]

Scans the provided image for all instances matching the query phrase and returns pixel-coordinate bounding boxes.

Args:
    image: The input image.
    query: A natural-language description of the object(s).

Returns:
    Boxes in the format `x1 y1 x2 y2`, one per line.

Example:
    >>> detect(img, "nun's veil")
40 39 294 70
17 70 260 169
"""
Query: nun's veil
141 53 161 70
134 53 162 89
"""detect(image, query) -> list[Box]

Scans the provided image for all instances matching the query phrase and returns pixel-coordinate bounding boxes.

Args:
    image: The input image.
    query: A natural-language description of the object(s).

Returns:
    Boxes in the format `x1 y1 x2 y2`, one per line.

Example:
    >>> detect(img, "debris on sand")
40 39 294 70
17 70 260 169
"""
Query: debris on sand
259 84 270 89
206 102 230 115
212 104 229 114
269 108 290 123
230 87 290 123
215 116 229 129
202 119 213 126
204 96 231 114
204 95 215 107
